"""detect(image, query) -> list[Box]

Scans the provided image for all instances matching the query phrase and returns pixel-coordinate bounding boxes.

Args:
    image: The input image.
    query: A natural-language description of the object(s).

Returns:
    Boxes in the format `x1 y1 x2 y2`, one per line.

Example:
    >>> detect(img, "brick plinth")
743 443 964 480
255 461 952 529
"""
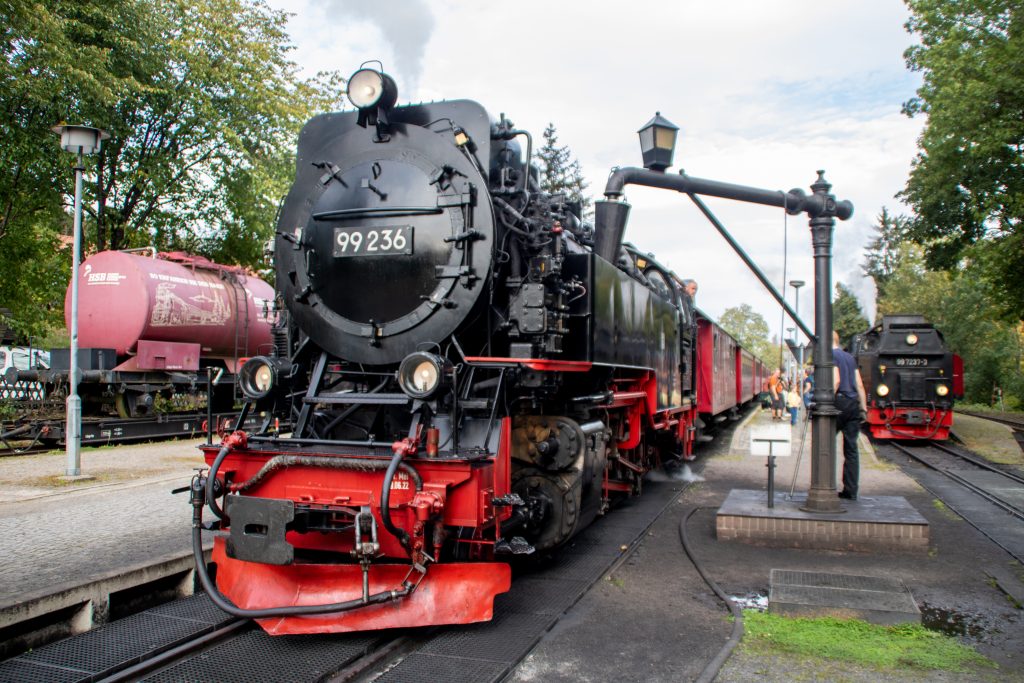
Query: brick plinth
715 489 929 553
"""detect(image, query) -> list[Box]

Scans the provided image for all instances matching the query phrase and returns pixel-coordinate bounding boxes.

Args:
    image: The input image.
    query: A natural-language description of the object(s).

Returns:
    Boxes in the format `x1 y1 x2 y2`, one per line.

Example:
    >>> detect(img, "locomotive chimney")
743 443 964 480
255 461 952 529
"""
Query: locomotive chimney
593 199 632 263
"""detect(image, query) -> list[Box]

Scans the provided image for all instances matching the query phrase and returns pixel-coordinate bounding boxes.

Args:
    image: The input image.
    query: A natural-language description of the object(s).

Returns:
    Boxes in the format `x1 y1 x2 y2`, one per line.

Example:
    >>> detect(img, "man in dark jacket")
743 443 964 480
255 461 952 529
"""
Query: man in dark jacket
832 331 867 499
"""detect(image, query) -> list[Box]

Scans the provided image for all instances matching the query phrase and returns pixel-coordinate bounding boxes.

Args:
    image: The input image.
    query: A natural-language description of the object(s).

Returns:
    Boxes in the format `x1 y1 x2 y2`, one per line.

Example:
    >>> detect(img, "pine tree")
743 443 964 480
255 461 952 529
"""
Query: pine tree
861 207 910 302
536 123 592 217
833 283 869 344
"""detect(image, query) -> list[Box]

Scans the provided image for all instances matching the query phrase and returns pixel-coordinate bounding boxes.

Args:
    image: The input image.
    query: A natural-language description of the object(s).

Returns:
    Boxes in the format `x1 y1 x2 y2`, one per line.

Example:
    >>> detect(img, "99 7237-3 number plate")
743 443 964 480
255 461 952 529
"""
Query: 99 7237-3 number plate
893 357 928 367
333 226 413 257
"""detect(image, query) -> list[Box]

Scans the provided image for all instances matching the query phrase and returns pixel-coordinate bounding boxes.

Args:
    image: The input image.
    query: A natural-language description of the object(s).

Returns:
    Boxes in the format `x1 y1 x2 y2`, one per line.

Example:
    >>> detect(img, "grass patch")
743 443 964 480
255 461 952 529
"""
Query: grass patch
953 414 1023 466
741 610 995 673
931 498 963 521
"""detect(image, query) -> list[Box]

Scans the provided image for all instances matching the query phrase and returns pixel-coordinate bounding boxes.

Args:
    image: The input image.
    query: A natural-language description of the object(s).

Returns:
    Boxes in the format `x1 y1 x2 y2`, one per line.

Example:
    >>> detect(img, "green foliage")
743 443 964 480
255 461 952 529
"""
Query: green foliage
901 0 1024 320
832 282 869 343
742 610 994 672
535 123 591 218
878 243 1024 405
861 207 911 304
0 0 343 339
719 304 775 365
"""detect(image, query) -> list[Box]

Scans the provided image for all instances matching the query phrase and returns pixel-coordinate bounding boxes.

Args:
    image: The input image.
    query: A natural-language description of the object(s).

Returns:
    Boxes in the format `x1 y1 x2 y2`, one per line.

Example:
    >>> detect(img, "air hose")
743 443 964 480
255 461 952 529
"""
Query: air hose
190 486 409 618
380 447 412 550
192 432 421 618
679 506 745 683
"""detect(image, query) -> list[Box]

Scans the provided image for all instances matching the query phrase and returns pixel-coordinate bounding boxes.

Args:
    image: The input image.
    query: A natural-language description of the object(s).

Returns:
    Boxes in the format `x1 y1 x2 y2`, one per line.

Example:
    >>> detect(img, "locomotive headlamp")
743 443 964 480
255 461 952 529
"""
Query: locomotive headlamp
936 384 949 397
638 112 679 172
877 383 890 397
239 356 290 400
905 333 918 345
398 352 451 399
879 364 887 375
347 68 398 112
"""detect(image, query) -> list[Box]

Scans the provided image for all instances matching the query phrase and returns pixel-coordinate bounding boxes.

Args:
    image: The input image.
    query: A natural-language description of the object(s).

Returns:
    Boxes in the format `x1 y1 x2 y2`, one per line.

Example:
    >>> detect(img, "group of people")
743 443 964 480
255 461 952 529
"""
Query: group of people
766 367 812 426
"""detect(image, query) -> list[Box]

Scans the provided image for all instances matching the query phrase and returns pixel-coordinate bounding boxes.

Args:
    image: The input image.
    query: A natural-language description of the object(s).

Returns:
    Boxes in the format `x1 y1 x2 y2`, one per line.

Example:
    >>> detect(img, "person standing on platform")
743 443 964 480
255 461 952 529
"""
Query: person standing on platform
767 369 782 420
786 383 801 425
833 331 867 500
802 367 814 412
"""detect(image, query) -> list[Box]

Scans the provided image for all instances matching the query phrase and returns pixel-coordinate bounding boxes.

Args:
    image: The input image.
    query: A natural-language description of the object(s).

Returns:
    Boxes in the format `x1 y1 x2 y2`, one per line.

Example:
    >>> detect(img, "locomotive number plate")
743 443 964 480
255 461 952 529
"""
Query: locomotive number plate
894 357 928 367
333 226 413 257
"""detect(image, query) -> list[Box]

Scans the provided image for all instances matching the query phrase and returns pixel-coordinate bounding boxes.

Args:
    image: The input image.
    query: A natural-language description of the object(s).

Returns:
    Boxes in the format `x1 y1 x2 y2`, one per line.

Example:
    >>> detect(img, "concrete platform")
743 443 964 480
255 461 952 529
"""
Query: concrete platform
769 569 921 625
716 489 929 552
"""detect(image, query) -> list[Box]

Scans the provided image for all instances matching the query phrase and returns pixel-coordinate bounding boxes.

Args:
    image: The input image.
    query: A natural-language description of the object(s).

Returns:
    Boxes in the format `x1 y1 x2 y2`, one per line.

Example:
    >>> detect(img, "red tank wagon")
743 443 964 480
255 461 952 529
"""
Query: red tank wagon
48 250 276 416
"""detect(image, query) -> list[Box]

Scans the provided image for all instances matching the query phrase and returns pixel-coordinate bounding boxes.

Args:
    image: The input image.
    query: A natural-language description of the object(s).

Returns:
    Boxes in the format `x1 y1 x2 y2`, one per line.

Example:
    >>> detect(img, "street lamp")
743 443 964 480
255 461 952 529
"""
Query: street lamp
789 279 805 370
52 124 108 477
637 112 679 172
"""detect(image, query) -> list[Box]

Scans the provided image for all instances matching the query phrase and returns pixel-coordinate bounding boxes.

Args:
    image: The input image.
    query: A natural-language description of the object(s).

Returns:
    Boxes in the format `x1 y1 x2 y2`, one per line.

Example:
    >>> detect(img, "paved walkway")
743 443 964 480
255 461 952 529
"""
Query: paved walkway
0 440 206 605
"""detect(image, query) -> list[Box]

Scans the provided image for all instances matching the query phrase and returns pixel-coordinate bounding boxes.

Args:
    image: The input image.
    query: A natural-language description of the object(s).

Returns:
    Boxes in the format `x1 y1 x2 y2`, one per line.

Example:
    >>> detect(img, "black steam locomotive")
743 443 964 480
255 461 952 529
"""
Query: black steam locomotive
852 315 962 439
191 67 712 635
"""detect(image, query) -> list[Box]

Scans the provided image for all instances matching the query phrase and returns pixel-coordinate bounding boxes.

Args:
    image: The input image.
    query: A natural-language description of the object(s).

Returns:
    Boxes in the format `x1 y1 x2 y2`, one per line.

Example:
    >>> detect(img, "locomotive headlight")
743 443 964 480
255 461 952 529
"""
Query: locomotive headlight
347 68 398 111
906 333 918 345
398 352 451 399
239 356 290 400
877 383 890 397
936 384 949 397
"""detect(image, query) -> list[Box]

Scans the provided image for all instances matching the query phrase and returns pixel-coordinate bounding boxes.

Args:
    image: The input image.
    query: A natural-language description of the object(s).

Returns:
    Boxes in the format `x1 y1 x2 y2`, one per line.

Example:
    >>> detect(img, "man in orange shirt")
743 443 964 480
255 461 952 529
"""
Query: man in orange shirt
767 368 783 420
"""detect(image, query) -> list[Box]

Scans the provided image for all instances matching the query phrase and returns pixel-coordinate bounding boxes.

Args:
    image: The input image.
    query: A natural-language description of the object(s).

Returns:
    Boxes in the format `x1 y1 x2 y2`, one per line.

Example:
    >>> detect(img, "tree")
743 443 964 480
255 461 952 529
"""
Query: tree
535 123 592 218
900 0 1024 320
861 207 911 303
878 243 1023 406
833 283 869 343
0 0 343 338
719 304 775 365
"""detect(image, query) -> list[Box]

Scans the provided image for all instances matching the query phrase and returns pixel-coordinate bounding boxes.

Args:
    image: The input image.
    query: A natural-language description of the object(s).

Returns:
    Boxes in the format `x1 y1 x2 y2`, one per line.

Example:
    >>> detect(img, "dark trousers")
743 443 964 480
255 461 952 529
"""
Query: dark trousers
835 394 861 496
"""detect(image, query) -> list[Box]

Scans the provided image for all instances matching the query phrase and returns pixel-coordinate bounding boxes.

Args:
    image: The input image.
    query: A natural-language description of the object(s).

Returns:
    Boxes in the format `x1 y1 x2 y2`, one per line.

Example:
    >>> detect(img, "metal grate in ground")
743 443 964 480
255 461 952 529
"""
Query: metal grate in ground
144 593 232 625
495 578 589 617
19 612 201 672
143 630 375 682
0 659 90 683
374 652 508 683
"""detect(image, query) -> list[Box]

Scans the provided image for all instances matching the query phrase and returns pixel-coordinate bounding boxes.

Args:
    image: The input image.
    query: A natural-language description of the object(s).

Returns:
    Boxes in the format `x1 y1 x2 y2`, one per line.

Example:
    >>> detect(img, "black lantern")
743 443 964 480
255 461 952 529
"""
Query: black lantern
638 112 678 172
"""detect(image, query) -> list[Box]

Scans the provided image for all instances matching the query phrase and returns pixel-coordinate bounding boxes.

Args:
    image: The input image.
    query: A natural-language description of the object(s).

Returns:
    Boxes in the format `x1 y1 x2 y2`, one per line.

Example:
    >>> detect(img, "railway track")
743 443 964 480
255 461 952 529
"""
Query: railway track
881 440 1024 564
957 409 1024 433
97 618 415 683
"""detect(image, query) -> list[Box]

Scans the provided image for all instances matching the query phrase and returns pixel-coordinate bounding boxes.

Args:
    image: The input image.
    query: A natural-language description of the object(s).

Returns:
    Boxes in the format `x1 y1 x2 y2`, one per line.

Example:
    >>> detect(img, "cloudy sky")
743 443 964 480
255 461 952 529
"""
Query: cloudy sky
267 0 923 345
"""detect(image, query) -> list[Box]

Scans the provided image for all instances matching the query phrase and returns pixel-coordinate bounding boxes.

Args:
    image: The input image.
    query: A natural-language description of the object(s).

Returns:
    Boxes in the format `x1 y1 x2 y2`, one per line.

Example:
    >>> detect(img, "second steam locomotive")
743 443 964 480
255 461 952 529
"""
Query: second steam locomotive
852 315 962 440
191 67 766 635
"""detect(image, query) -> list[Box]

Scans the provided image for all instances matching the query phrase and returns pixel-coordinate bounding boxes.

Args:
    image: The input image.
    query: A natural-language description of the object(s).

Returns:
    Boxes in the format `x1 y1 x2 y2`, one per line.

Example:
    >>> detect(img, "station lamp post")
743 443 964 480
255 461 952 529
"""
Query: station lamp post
638 113 679 172
790 279 805 368
52 124 108 477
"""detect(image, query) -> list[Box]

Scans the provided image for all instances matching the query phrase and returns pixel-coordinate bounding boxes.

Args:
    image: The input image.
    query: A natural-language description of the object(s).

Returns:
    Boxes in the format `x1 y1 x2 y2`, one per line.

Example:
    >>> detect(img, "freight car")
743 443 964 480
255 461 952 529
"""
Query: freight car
852 315 962 440
188 67 770 635
5 250 276 417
